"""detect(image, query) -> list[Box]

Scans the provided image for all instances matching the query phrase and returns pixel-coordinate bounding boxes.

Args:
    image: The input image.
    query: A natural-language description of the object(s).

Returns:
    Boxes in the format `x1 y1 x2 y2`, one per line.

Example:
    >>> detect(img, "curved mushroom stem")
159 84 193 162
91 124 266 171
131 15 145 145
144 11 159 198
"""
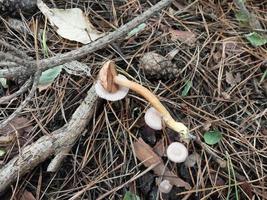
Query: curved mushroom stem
114 75 191 140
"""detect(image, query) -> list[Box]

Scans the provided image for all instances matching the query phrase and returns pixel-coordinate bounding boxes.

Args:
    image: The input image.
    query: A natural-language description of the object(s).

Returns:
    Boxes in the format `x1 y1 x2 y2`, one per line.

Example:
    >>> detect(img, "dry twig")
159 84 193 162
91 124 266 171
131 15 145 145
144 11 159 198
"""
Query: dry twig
0 0 173 78
0 85 98 193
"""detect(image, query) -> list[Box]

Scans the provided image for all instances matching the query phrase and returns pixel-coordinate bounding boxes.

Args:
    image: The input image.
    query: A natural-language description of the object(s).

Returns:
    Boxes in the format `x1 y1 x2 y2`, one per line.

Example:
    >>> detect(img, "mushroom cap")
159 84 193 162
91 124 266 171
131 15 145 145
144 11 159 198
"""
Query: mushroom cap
166 142 188 163
144 107 162 130
95 74 129 101
158 180 173 193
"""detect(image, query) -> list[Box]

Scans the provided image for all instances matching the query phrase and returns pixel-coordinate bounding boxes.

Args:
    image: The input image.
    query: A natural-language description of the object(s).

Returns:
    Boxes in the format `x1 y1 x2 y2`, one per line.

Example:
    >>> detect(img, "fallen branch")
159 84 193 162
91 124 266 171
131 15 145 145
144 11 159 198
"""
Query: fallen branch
0 0 173 78
0 39 32 60
0 0 173 193
0 85 98 193
0 77 32 104
0 70 40 129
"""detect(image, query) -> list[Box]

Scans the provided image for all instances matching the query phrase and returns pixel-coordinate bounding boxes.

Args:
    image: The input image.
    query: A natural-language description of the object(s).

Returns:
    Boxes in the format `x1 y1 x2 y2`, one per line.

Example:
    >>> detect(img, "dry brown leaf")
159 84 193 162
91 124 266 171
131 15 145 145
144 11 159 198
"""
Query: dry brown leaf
240 181 253 199
0 117 32 135
133 138 191 190
37 0 104 44
184 152 200 168
226 71 241 86
0 116 32 144
169 29 197 46
221 92 231 100
210 173 225 187
153 139 166 157
19 190 36 200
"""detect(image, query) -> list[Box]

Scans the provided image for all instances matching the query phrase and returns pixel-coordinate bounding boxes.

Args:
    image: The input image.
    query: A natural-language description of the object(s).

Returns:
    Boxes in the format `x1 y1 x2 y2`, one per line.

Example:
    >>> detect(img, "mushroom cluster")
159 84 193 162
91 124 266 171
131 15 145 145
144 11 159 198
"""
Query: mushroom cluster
95 60 191 140
95 60 192 194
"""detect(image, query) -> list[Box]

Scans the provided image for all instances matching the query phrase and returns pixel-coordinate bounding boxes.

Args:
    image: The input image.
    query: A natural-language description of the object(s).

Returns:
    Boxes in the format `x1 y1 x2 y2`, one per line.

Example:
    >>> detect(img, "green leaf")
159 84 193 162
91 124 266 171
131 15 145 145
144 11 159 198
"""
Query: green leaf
181 80 192 97
204 131 222 145
260 69 267 84
245 32 267 47
127 23 146 38
42 18 49 58
235 11 249 26
0 149 6 157
123 191 140 200
38 66 63 90
0 78 8 88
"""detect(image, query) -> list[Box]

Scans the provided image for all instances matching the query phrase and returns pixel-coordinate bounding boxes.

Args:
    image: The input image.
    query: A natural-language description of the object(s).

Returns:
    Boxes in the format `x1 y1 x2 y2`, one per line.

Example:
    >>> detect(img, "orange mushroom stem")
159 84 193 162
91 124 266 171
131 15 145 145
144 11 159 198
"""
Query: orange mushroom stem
98 60 191 140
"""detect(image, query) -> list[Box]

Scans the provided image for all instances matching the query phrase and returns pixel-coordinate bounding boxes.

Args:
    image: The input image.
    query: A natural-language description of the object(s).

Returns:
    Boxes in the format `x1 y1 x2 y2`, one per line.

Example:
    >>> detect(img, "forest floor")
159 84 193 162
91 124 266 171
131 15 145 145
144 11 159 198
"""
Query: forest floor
0 0 266 200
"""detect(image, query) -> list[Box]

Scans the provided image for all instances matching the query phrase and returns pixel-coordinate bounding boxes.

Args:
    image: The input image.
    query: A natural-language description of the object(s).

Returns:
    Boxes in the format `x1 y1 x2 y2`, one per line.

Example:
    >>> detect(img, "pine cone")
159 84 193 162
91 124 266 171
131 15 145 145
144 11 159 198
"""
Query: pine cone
139 52 180 79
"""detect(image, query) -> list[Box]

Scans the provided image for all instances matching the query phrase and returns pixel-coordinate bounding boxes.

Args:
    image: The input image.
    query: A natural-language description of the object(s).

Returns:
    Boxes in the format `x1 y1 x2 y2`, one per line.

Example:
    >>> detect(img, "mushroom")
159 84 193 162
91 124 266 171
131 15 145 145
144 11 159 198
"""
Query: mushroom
144 107 162 130
95 74 129 101
95 61 129 101
95 60 191 140
158 180 173 193
166 142 188 163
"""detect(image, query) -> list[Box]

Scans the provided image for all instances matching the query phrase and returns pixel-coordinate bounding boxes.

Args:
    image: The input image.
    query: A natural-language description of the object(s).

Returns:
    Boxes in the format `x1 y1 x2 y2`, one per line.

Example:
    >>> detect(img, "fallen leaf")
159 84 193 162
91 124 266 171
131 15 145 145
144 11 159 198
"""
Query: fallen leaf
7 18 30 35
203 121 212 132
0 149 6 157
181 80 192 97
184 152 200 168
212 51 221 63
221 92 231 100
0 135 15 144
37 0 104 44
153 139 166 157
245 32 267 47
240 181 253 199
169 29 196 46
38 65 62 91
123 191 140 200
234 0 262 30
223 39 243 55
235 11 250 27
138 172 155 195
0 78 8 88
226 71 241 86
19 190 36 200
203 131 222 145
133 138 191 190
140 125 157 146
166 48 179 60
0 116 32 136
38 61 91 91
127 23 146 38
210 173 225 187
0 117 33 159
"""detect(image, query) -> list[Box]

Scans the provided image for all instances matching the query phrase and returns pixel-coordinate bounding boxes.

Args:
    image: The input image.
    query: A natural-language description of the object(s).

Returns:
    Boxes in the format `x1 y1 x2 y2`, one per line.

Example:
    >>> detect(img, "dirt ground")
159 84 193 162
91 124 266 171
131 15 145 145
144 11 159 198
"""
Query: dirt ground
0 0 266 199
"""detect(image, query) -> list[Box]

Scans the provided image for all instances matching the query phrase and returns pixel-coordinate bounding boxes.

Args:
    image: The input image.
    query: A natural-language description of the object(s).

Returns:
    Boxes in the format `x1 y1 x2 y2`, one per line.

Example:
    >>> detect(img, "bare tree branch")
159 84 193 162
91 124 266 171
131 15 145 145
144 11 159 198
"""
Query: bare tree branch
0 78 32 104
0 0 173 78
0 85 98 193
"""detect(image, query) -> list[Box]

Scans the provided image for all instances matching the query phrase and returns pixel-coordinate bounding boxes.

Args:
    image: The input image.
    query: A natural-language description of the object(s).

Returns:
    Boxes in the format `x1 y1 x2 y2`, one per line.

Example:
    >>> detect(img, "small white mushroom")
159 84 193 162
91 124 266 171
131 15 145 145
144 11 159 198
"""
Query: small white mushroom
158 180 173 194
95 74 129 101
167 142 188 163
144 107 162 130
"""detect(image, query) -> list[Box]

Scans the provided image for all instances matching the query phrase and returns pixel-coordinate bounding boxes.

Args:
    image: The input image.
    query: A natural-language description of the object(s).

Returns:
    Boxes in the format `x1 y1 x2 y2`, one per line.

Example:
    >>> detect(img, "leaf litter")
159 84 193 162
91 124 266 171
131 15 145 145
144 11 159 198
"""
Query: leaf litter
133 138 191 190
37 0 104 44
0 0 266 199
